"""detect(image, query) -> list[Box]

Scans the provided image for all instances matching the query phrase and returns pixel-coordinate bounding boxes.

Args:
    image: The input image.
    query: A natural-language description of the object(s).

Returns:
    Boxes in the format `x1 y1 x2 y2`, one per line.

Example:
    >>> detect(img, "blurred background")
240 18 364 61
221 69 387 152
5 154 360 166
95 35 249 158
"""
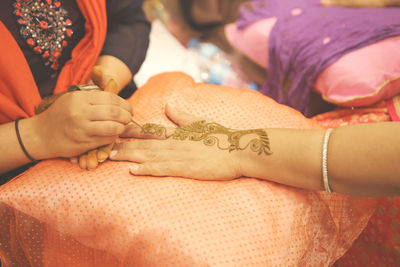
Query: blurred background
137 0 266 90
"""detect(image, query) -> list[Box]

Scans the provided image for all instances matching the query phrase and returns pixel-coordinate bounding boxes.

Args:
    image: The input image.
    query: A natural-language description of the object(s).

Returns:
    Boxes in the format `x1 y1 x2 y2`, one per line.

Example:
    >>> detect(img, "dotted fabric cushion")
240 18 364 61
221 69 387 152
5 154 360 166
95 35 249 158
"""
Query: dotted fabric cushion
0 72 375 266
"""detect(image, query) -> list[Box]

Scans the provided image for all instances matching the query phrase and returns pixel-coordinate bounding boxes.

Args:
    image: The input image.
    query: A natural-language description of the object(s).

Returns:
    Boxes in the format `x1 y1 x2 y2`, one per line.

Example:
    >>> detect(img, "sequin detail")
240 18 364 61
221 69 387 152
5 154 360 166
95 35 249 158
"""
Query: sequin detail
13 0 73 70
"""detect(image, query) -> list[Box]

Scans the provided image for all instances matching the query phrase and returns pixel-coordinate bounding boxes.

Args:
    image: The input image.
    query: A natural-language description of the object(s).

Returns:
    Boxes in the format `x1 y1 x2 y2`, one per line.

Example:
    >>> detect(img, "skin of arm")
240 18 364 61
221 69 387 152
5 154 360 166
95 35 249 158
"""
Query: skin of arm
110 106 400 197
240 122 400 197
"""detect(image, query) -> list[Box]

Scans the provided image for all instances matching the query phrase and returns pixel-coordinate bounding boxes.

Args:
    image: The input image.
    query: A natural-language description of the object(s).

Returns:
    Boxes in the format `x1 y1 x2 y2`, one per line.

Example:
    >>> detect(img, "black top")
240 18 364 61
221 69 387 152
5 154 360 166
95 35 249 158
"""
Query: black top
0 0 150 98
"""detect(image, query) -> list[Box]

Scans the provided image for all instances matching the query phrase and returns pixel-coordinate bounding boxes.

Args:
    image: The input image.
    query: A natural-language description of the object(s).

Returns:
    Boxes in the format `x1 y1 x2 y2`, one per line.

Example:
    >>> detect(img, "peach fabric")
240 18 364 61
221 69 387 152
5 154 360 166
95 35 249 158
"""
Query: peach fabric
336 196 400 266
225 21 400 107
0 73 375 266
0 0 107 124
312 101 390 128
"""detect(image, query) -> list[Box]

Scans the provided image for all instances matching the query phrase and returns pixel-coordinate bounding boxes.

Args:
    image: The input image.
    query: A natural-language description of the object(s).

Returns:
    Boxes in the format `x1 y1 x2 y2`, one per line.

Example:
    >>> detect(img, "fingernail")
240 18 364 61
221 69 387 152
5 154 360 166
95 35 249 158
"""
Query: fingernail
166 103 175 109
109 150 117 158
130 165 139 173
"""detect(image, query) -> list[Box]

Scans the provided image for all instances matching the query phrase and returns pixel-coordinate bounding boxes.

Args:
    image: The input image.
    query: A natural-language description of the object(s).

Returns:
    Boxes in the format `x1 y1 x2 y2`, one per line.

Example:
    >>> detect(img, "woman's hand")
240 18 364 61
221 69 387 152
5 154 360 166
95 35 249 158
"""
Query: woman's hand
71 55 132 169
109 105 249 180
28 89 133 160
69 65 123 169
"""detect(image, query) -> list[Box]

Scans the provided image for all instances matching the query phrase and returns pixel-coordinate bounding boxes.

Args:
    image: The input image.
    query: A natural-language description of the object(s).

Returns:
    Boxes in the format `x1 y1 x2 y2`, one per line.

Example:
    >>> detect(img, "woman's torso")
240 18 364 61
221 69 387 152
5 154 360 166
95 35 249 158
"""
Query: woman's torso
0 0 85 98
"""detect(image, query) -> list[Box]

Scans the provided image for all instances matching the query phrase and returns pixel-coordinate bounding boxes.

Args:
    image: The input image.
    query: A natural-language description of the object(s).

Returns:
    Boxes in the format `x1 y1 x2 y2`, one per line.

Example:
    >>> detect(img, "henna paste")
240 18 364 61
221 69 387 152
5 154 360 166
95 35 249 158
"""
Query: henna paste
139 120 272 155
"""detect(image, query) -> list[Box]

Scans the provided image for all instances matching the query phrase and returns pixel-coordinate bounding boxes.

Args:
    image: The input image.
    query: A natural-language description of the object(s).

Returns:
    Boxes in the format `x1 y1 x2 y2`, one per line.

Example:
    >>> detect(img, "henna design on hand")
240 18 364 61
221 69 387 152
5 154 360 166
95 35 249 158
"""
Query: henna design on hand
139 120 272 155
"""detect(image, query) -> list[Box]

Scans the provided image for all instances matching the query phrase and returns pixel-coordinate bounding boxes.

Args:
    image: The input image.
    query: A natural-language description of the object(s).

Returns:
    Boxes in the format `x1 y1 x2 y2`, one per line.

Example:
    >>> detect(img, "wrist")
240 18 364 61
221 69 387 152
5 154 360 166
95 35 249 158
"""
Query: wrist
19 115 52 160
239 128 326 191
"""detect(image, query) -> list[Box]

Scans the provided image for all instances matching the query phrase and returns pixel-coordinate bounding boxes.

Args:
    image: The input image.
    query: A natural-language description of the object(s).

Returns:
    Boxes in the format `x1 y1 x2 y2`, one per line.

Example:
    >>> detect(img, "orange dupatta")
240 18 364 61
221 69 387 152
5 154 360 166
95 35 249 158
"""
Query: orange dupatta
0 0 107 124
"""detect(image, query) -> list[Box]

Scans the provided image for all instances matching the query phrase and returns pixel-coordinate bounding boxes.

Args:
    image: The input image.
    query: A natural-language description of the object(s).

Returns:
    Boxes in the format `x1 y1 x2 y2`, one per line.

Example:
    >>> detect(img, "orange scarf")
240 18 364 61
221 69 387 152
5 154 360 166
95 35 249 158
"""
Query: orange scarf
0 0 107 124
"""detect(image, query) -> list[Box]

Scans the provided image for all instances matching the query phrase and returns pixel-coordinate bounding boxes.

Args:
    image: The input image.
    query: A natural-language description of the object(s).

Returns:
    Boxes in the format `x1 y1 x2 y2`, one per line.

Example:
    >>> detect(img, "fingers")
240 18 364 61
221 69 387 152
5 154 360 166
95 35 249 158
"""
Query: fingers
86 90 133 114
120 122 175 139
88 104 132 125
110 148 161 162
129 162 186 177
70 157 78 165
110 144 184 162
79 154 88 170
120 122 144 138
165 103 208 126
110 140 182 160
77 151 98 170
87 121 126 137
90 135 119 149
97 142 114 162
110 141 151 161
75 143 113 170
86 150 99 169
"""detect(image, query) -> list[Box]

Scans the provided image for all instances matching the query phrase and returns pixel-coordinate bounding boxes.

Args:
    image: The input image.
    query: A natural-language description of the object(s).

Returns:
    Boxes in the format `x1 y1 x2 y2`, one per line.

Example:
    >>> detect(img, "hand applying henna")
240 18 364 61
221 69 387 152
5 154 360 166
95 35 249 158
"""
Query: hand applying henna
70 62 133 170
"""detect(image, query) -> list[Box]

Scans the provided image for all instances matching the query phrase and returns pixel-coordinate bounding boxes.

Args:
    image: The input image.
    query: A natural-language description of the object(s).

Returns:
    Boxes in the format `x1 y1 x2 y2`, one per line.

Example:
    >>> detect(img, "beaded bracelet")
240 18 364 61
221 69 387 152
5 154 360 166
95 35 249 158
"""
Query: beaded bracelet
15 118 38 163
322 128 333 193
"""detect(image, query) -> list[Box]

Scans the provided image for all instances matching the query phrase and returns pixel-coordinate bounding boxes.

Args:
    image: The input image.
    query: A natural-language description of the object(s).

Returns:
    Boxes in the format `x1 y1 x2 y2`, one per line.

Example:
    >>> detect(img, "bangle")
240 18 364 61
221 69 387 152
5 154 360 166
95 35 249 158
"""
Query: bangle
322 128 333 193
15 118 38 163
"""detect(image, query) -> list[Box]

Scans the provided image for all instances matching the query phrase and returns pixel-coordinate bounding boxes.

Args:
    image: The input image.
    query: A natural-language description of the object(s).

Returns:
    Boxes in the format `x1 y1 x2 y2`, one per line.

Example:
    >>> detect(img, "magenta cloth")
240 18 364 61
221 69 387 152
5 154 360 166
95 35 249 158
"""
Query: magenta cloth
237 0 400 115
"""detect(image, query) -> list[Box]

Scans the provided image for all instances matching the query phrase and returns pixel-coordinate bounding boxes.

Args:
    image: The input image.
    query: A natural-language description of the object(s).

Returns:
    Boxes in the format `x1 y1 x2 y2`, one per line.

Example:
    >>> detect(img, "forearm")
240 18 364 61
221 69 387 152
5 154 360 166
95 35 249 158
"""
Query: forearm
0 117 44 175
240 128 324 191
241 122 400 197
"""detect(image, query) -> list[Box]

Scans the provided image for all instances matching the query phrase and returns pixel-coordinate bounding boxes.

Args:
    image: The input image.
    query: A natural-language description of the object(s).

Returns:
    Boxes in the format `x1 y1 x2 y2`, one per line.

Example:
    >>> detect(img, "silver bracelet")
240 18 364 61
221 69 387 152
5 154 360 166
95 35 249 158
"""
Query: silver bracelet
322 128 333 193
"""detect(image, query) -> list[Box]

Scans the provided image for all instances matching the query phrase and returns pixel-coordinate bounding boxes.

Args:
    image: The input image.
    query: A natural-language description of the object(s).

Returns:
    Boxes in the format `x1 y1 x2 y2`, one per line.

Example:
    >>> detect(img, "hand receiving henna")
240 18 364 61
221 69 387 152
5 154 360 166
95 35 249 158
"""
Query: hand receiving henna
110 105 272 180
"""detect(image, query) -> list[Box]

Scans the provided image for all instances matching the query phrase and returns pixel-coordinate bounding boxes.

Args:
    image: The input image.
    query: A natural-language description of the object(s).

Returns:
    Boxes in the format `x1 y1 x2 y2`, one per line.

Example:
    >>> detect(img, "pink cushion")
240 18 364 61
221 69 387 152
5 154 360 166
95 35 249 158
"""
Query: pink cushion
225 19 274 68
225 21 400 107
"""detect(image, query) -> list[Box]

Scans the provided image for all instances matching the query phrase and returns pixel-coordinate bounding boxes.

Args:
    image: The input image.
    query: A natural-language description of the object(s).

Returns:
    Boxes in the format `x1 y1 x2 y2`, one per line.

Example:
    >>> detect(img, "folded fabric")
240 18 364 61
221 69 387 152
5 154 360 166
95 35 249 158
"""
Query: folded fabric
0 72 375 266
226 20 400 108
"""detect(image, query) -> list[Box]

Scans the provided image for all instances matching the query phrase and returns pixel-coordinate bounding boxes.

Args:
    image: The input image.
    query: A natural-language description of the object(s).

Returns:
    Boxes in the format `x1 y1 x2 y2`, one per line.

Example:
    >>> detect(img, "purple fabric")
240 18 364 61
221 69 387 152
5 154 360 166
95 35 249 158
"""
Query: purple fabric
237 0 400 115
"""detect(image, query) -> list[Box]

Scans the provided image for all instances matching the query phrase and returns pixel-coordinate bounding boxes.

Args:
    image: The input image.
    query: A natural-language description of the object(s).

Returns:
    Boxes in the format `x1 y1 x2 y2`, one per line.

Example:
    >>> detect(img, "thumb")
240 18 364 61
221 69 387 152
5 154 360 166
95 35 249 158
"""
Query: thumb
90 65 105 89
165 103 209 126
90 66 119 94
104 78 119 94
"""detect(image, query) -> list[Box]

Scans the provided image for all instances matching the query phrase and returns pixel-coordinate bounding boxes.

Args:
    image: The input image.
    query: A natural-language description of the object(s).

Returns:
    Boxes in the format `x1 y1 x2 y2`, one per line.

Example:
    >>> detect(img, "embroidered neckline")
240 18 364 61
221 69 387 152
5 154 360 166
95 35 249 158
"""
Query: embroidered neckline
13 0 73 70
